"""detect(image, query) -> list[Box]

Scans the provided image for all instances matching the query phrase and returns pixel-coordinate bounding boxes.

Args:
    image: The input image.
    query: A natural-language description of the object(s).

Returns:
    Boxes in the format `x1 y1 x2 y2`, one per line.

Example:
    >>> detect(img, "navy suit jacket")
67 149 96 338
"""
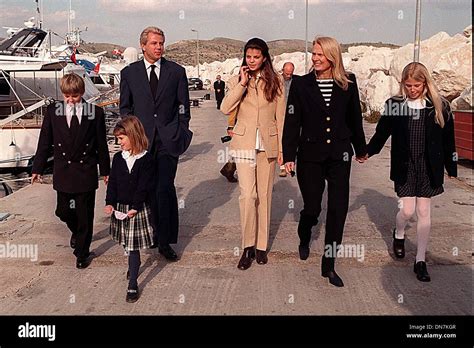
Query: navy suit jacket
120 58 193 157
32 100 110 193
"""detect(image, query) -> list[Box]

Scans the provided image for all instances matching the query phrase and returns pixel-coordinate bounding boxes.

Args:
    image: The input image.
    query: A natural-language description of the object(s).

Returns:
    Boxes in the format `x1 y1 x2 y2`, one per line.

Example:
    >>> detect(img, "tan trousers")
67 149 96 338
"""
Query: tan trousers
235 151 276 251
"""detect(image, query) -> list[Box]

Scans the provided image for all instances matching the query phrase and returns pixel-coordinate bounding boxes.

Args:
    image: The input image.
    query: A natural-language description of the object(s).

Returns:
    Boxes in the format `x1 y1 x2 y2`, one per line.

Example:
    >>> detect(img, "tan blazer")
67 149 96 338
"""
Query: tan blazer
221 74 286 159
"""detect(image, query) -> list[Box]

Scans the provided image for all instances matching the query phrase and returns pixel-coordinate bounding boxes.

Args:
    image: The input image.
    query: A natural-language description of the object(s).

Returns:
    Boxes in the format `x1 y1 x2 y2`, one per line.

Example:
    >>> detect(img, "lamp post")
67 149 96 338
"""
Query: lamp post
413 0 422 62
304 0 308 73
191 29 200 78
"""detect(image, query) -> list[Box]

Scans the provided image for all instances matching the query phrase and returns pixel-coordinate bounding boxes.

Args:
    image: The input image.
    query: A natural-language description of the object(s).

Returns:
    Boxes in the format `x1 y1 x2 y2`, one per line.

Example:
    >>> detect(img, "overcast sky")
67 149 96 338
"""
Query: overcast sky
1 0 471 48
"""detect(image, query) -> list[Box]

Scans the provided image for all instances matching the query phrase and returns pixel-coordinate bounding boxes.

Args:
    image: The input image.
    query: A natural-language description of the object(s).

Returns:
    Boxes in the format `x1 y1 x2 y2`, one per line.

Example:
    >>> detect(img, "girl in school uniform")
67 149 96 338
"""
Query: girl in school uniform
104 116 155 302
367 62 457 282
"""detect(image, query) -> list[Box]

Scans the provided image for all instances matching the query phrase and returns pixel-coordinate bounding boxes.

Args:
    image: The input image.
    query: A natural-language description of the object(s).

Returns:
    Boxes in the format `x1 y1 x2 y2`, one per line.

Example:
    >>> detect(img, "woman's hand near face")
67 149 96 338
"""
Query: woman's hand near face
239 66 250 86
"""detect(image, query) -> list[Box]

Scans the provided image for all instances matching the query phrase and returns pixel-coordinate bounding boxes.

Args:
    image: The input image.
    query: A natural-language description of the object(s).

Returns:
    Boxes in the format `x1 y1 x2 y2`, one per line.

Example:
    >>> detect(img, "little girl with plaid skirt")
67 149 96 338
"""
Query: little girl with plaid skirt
104 116 155 302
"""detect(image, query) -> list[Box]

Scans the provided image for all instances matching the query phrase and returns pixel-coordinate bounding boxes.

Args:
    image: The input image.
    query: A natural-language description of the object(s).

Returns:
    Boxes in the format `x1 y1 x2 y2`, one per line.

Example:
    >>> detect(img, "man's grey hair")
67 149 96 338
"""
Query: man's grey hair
140 26 165 46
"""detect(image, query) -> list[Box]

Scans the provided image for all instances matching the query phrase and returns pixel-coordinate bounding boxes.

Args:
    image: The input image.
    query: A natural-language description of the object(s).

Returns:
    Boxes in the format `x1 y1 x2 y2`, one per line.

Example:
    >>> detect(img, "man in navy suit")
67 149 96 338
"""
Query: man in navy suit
120 26 192 261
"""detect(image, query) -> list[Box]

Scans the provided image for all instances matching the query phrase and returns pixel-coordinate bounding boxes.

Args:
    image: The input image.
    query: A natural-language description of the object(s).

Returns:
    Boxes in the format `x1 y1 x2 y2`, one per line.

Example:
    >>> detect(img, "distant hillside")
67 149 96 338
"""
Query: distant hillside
80 42 126 58
0 36 399 64
164 37 400 66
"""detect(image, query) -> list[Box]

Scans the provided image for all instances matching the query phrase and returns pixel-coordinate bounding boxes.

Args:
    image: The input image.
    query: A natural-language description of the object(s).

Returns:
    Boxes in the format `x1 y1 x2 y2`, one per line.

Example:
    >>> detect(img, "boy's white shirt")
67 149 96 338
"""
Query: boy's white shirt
122 150 147 173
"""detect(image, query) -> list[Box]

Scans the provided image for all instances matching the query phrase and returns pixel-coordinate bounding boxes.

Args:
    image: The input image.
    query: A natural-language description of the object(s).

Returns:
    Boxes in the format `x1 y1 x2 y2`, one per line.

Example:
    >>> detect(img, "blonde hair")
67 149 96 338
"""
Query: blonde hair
400 62 445 128
113 116 149 155
60 73 85 95
140 26 165 46
312 36 351 90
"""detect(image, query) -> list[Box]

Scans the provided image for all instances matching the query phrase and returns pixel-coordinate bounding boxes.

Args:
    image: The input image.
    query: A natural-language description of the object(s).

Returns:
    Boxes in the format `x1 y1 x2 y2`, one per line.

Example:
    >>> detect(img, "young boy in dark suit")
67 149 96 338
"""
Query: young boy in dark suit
31 73 110 269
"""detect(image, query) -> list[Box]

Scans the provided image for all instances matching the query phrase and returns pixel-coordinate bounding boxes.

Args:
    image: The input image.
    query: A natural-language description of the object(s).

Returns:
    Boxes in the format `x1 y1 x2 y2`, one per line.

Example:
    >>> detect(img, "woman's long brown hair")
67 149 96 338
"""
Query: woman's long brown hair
241 37 282 102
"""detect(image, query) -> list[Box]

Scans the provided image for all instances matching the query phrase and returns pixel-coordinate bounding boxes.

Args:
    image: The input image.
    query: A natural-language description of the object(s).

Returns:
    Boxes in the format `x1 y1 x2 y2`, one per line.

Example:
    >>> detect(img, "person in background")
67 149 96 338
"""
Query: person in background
367 62 457 282
279 61 297 177
214 74 225 110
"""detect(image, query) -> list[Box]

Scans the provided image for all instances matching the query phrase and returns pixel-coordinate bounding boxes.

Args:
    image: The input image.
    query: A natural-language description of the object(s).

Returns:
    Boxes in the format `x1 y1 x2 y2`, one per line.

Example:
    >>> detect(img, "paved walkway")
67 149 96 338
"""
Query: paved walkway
0 95 472 315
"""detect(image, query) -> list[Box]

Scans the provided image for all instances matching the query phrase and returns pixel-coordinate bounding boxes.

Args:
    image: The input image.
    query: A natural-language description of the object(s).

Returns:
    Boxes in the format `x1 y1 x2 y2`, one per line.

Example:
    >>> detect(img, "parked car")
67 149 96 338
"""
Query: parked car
188 77 203 90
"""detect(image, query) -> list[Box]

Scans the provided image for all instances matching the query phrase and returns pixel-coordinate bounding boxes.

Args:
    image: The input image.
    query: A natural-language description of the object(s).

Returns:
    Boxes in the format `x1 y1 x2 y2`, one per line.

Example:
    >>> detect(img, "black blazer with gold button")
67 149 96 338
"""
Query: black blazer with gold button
32 99 110 193
282 72 367 163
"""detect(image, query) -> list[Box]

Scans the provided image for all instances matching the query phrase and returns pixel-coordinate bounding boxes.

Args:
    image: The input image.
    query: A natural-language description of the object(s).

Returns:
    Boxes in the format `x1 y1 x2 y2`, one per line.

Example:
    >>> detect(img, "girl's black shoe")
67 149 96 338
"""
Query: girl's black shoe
413 261 431 282
392 228 405 259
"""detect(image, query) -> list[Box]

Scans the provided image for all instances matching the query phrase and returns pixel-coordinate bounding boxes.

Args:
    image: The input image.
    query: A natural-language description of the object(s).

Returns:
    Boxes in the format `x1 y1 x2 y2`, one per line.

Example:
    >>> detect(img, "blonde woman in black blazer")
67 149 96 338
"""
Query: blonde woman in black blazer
367 62 457 282
283 36 367 287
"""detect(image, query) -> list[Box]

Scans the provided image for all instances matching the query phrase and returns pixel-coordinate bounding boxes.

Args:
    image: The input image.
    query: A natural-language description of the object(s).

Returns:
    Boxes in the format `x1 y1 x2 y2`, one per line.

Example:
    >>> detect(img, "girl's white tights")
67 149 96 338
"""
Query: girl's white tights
395 197 431 262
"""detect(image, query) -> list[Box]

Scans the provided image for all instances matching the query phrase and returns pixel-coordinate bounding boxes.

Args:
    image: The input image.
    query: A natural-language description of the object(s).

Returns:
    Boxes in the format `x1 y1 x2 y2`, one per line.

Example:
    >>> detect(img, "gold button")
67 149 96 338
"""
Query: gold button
326 139 331 144
326 117 330 121
326 128 330 132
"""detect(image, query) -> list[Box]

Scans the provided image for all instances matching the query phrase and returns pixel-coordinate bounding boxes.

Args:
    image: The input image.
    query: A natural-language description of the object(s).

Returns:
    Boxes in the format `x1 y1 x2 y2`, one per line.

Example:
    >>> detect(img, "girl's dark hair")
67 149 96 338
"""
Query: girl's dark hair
241 37 281 102
113 115 149 155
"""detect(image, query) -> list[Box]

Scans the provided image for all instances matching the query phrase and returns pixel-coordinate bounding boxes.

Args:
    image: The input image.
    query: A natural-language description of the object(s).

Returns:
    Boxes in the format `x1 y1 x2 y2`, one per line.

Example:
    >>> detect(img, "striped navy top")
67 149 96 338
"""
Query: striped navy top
316 79 334 107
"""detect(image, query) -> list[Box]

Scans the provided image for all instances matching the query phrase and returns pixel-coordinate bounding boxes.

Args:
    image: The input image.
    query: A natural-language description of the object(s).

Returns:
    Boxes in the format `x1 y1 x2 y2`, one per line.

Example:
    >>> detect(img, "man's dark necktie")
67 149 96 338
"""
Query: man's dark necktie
149 64 158 99
70 106 79 140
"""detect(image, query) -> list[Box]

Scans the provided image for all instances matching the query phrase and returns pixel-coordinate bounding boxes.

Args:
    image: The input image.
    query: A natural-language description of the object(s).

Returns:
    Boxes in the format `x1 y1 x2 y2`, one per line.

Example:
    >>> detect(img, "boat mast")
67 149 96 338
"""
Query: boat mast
35 0 43 29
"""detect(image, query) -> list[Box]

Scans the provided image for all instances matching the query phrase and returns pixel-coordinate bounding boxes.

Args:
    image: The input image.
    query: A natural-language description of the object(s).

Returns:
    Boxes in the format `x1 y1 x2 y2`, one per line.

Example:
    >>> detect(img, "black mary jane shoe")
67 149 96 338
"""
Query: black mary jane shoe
413 261 431 282
392 228 405 259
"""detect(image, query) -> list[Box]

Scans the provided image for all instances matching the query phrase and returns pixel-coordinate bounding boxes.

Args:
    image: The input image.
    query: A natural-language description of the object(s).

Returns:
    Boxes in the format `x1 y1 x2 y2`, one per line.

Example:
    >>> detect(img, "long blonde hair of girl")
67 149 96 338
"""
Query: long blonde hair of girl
400 62 445 128
312 36 351 91
113 116 149 155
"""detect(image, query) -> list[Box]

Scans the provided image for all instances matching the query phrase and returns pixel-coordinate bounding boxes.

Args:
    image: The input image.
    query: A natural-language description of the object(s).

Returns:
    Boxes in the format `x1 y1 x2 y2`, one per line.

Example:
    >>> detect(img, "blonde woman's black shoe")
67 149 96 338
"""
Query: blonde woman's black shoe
322 270 344 287
298 244 310 260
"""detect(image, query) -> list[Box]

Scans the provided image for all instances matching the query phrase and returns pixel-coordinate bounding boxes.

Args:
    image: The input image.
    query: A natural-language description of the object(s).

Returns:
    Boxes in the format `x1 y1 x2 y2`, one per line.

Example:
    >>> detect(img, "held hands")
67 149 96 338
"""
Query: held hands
239 66 250 87
31 173 42 184
355 154 369 163
103 176 109 185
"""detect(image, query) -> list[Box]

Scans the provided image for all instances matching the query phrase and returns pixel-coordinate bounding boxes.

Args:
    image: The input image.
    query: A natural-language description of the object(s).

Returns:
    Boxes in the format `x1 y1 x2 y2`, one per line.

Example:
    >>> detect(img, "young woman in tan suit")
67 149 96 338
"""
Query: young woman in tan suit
221 38 286 270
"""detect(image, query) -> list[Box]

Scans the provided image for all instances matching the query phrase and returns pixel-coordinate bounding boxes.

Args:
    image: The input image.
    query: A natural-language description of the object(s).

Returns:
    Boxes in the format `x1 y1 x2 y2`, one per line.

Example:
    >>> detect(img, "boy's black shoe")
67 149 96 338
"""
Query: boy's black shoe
126 287 139 303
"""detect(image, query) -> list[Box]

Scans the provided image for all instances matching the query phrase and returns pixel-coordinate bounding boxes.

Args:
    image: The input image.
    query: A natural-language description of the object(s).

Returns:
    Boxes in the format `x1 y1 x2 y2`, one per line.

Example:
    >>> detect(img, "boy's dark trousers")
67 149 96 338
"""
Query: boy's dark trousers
55 191 96 260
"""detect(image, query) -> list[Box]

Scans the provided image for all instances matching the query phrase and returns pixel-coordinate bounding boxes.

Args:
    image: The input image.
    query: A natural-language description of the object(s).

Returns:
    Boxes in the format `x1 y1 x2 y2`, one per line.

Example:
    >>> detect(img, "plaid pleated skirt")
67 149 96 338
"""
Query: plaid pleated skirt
110 203 154 251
